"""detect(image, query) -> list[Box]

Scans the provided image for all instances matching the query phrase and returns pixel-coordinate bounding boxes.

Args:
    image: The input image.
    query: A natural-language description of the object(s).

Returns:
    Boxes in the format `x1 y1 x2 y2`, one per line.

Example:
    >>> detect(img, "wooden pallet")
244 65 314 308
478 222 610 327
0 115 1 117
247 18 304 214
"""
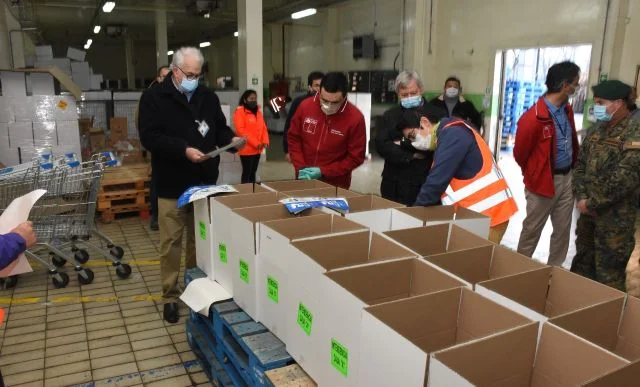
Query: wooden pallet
100 163 151 193
98 163 151 222
265 365 315 387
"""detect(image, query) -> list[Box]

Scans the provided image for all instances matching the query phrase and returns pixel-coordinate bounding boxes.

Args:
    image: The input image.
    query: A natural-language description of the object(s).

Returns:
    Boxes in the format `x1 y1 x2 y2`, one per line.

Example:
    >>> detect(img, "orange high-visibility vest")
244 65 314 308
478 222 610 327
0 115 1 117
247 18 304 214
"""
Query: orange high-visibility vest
440 120 518 227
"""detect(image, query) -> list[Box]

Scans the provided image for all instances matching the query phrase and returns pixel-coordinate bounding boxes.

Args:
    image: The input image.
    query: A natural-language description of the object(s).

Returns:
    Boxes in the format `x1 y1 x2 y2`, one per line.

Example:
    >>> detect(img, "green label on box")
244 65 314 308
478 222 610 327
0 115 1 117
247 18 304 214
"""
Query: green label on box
331 339 349 377
267 276 279 303
297 302 313 336
199 221 207 240
239 259 249 283
219 243 227 263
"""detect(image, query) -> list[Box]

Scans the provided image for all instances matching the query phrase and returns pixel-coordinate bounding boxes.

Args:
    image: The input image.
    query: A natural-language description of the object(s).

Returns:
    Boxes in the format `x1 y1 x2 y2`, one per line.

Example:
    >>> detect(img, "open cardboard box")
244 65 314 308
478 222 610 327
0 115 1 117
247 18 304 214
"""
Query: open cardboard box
383 224 492 258
549 294 640 362
424 244 546 289
319 259 467 386
261 179 334 192
210 191 282 294
258 214 367 340
359 288 536 387
391 205 491 239
428 323 634 387
339 195 405 232
229 204 324 320
476 266 626 336
286 230 416 380
192 183 269 279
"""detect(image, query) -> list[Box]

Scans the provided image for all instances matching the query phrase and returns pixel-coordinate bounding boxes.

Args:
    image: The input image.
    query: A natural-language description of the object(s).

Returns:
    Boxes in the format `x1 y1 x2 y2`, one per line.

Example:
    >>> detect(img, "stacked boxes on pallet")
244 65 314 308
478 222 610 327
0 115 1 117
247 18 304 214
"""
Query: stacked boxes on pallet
185 179 640 387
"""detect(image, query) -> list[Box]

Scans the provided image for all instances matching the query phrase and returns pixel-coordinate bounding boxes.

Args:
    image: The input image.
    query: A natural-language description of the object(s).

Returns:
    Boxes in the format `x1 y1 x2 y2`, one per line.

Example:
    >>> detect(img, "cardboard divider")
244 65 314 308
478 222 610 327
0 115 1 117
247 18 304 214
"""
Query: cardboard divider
550 294 640 362
193 183 269 279
317 259 467 386
476 266 626 335
285 230 417 380
391 205 491 239
258 214 368 338
261 179 334 192
424 244 546 288
280 187 338 198
358 288 535 387
428 323 631 387
383 224 493 258
341 195 405 232
229 204 324 320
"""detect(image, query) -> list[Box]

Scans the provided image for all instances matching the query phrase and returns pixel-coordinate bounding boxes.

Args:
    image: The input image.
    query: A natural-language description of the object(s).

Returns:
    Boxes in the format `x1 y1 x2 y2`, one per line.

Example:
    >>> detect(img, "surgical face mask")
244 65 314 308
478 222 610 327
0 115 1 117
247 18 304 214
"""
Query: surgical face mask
411 122 439 151
180 77 199 93
400 95 422 109
321 101 341 116
594 103 616 122
245 101 258 110
445 87 459 99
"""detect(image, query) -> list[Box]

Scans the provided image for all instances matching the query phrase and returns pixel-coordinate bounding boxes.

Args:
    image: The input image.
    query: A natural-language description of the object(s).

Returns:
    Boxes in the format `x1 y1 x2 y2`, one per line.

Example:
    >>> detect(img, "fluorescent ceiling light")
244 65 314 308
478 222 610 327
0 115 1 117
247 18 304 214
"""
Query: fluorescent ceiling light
93 25 101 34
167 50 174 56
291 8 316 19
199 41 211 48
86 39 93 45
234 31 238 37
102 1 115 13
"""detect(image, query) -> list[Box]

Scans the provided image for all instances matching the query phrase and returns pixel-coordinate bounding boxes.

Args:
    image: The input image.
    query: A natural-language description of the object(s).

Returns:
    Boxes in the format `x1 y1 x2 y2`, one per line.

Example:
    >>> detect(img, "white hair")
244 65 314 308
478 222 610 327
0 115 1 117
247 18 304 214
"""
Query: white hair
395 70 424 92
171 47 204 69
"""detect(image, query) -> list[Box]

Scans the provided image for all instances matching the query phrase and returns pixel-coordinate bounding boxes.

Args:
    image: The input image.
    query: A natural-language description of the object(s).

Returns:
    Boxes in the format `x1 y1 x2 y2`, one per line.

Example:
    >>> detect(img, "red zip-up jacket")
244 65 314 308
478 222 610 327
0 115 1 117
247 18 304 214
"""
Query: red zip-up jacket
513 97 579 198
287 94 366 189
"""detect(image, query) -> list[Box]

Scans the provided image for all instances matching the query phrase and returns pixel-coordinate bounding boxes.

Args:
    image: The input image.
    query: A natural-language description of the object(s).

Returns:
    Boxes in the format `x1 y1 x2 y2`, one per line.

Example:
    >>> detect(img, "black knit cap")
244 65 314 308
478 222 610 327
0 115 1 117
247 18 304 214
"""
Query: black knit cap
592 80 632 100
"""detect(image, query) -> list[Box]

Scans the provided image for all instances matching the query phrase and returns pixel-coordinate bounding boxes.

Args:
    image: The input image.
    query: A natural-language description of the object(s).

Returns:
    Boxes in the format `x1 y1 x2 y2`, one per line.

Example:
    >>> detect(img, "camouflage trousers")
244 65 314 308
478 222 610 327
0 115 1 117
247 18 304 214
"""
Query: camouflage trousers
570 213 635 291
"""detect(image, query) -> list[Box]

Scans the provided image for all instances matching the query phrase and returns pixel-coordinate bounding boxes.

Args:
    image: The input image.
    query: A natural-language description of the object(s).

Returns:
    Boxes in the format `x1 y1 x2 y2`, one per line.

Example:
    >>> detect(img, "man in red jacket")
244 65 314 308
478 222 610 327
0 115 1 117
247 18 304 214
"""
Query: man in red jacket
288 72 366 189
513 61 581 266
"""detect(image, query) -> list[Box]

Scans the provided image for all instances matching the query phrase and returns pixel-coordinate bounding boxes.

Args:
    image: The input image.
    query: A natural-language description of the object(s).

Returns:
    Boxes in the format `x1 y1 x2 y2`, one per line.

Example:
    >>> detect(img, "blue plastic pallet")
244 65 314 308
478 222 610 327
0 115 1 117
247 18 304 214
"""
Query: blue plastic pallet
187 319 235 387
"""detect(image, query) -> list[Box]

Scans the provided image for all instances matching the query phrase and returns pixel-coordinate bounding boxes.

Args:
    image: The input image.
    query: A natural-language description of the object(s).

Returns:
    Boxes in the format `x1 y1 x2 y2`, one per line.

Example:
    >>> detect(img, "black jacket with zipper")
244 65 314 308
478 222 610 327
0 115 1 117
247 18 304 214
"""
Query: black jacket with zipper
430 95 483 130
139 74 235 199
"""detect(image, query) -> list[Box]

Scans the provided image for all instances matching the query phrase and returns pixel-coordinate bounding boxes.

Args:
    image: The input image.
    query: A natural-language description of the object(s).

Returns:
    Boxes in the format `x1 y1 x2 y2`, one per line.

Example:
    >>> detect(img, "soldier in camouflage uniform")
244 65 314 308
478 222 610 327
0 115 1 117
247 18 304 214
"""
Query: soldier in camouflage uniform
570 80 640 291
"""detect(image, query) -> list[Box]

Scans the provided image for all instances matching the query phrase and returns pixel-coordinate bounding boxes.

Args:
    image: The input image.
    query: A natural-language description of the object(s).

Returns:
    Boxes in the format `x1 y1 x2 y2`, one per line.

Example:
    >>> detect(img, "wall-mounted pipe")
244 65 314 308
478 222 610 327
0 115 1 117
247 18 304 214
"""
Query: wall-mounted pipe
598 0 612 76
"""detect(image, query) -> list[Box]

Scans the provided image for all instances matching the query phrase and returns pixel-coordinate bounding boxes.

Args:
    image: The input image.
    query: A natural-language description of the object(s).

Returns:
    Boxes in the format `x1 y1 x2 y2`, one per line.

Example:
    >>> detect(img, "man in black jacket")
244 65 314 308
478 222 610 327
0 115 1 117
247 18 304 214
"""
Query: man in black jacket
283 71 324 162
430 76 483 130
140 46 243 323
376 71 446 205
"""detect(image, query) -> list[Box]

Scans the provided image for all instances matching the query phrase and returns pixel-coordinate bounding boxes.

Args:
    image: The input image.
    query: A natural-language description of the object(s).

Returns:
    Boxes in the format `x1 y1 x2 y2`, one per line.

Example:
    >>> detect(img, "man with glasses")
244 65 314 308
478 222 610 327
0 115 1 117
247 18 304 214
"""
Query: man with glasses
513 61 581 266
287 72 366 189
140 46 244 324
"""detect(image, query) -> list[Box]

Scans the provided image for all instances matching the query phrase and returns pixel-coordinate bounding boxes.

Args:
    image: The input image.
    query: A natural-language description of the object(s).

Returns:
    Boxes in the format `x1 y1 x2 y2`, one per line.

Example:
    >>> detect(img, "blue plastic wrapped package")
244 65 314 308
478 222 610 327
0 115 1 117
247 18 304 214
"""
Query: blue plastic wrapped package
279 197 350 215
177 185 239 208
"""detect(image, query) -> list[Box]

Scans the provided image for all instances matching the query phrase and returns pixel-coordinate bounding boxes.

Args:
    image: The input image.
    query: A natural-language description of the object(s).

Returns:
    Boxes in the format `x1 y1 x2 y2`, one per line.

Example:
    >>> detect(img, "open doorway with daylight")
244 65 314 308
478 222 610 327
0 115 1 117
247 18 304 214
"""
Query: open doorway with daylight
490 44 592 157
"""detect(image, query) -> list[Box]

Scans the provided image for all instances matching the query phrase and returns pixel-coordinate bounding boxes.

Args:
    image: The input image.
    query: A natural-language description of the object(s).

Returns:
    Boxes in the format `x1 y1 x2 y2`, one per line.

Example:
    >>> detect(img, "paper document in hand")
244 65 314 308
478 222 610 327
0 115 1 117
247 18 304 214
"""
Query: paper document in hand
0 189 47 277
180 277 232 316
205 137 247 158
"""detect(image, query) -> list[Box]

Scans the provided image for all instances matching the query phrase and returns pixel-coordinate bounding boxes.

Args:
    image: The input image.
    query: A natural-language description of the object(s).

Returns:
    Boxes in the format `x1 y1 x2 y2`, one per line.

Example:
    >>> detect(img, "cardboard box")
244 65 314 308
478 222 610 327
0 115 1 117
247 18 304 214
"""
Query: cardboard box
423 244 546 288
71 61 91 75
88 129 105 152
383 224 493 258
0 71 27 97
211 192 283 293
67 47 87 62
33 121 57 145
261 179 334 192
391 205 491 239
320 259 467 386
0 98 13 123
55 120 81 151
342 195 405 232
359 287 536 387
192 184 268 279
30 73 55 95
286 230 416 379
550 294 640 361
280 187 337 199
35 45 53 60
476 266 626 335
91 74 103 90
8 121 33 148
229 204 324 320
258 214 368 339
428 323 632 387
109 117 128 141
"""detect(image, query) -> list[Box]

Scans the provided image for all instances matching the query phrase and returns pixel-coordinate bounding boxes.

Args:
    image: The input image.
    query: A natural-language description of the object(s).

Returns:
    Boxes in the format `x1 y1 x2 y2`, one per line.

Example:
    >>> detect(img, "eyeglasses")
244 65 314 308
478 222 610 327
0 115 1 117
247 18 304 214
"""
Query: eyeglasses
176 66 202 81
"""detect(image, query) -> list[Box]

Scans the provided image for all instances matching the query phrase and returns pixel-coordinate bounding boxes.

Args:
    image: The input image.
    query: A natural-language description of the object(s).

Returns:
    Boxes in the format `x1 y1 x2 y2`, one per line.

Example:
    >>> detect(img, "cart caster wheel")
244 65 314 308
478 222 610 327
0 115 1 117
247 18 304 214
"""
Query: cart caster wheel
110 246 124 259
52 255 67 268
78 269 94 285
1 276 18 289
116 264 132 279
52 272 69 288
74 249 90 264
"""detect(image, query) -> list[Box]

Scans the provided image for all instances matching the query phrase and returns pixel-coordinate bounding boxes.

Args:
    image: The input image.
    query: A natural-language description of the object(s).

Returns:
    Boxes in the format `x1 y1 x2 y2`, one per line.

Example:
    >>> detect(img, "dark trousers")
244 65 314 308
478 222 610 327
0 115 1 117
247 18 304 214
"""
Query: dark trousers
380 177 424 206
150 170 158 222
240 154 261 183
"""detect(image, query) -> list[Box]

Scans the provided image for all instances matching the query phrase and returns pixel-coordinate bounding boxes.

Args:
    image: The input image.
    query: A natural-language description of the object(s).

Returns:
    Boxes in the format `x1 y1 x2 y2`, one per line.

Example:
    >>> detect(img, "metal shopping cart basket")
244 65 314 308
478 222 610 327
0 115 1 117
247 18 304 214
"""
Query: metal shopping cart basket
0 154 132 289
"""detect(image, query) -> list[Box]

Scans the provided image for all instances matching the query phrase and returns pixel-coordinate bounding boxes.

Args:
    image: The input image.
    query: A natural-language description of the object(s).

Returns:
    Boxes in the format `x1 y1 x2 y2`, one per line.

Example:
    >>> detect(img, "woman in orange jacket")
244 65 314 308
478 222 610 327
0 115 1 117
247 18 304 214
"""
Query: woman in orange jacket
233 90 270 183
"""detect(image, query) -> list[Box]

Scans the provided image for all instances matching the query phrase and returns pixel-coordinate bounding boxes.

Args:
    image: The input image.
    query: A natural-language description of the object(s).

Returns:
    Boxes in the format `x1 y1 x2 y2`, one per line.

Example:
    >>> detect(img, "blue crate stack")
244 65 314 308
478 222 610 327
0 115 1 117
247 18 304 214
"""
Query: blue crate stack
501 80 546 150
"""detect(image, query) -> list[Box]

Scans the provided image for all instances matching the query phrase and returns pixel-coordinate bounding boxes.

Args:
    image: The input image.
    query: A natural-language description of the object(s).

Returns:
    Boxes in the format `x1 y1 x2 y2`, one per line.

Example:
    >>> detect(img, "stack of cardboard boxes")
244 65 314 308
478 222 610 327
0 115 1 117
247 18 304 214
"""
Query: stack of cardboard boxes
188 179 640 386
34 45 103 91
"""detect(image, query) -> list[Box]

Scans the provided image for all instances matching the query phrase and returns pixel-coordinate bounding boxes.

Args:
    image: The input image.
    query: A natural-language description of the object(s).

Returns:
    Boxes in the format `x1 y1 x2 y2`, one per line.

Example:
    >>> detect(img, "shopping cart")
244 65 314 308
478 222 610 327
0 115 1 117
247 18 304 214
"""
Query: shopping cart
0 154 132 289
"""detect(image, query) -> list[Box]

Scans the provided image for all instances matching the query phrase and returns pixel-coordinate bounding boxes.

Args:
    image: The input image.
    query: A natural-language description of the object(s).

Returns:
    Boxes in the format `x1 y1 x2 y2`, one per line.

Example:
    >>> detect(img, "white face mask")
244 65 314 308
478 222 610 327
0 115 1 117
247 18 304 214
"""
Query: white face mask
445 87 459 99
321 101 341 116
411 132 433 151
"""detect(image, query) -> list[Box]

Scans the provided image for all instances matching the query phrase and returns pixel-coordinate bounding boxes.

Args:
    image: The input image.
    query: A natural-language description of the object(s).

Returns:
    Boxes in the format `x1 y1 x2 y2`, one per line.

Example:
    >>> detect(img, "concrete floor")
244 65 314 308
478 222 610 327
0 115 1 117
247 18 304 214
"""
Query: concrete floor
0 133 585 386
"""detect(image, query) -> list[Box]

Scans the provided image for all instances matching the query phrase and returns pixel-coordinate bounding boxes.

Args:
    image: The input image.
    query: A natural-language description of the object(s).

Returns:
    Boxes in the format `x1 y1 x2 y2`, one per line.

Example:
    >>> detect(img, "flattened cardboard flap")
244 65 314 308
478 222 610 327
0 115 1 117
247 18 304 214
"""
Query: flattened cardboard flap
383 224 450 256
261 214 365 241
448 225 493 251
262 179 334 192
489 245 546 278
213 192 280 209
347 195 405 213
369 232 417 262
426 245 494 286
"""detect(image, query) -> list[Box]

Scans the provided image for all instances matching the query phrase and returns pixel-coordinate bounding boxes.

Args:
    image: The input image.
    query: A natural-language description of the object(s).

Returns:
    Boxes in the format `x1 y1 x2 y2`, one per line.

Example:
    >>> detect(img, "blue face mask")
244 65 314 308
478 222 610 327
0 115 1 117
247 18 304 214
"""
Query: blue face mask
180 77 199 93
594 104 613 122
401 95 422 109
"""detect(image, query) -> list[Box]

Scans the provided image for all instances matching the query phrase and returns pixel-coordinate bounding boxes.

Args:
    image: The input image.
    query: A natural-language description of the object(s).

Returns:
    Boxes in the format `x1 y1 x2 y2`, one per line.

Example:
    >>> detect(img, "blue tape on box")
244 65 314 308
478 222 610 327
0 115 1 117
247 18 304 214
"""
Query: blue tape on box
280 197 350 214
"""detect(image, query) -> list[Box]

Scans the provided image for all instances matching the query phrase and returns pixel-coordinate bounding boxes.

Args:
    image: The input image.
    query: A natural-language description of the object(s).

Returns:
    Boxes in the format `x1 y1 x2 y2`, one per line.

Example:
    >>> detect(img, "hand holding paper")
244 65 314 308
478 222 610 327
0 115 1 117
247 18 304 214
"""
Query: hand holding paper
12 221 36 248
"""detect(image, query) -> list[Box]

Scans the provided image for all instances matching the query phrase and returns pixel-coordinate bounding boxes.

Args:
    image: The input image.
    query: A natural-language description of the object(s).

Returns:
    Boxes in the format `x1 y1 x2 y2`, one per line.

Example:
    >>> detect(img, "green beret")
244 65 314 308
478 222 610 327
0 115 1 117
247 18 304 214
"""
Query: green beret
592 80 632 100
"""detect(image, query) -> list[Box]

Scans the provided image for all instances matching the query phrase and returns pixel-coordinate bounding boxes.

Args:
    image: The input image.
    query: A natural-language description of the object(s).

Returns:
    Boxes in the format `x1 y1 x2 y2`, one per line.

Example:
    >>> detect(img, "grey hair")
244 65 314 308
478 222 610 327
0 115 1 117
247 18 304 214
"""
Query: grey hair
170 47 204 69
394 70 424 92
